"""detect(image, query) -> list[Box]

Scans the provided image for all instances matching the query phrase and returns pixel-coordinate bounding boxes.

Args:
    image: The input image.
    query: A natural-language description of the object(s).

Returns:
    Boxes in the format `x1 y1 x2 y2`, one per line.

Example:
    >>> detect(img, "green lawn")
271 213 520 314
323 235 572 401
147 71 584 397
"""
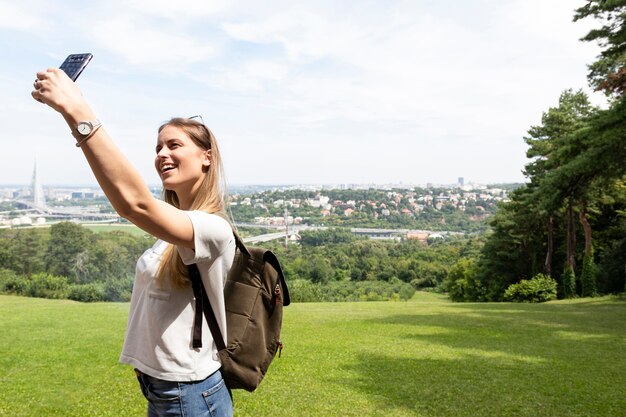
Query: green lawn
83 224 150 237
1 293 625 417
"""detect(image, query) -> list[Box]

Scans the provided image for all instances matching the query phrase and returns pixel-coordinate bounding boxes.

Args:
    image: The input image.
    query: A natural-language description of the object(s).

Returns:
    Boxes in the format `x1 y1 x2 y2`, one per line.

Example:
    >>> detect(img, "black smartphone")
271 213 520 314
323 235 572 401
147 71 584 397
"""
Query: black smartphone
59 53 93 81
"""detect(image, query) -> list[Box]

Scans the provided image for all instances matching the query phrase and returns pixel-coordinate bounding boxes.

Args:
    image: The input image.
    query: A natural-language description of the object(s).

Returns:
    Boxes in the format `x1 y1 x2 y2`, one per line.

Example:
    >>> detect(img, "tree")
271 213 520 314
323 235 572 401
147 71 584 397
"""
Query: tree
574 0 626 97
45 222 94 281
0 229 48 276
524 90 598 280
444 258 481 302
299 228 358 246
580 247 598 297
472 188 546 301
308 255 334 284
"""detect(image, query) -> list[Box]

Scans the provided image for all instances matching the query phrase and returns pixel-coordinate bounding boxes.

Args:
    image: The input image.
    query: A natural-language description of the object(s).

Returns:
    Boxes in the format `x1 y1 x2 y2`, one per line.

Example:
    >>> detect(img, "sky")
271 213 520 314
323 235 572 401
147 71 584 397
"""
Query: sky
0 0 608 187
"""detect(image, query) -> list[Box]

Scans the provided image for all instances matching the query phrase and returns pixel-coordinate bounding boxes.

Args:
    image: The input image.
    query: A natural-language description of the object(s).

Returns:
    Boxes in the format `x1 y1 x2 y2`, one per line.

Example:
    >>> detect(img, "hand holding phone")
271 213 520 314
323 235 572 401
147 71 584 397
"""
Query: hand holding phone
59 53 93 81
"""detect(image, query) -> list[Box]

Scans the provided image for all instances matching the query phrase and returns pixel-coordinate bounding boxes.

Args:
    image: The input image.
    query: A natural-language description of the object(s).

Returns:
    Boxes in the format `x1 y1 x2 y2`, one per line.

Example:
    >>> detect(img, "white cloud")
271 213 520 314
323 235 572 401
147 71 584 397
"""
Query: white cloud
219 0 602 138
199 59 291 92
90 15 216 70
0 1 48 31
128 0 233 20
497 0 595 45
222 7 339 61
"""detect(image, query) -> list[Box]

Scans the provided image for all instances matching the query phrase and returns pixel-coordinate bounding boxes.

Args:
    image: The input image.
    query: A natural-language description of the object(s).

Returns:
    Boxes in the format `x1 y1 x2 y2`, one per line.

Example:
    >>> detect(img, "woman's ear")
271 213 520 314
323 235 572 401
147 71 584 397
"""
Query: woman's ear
202 149 212 170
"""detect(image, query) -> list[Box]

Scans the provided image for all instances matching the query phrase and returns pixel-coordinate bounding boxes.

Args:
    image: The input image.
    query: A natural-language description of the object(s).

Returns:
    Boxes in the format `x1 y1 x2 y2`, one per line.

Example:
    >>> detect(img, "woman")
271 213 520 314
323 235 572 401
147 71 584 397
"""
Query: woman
32 68 235 417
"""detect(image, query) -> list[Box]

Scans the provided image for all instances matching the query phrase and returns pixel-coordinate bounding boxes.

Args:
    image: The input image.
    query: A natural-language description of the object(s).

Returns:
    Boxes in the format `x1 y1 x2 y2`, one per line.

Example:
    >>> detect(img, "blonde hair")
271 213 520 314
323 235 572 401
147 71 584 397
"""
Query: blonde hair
156 117 229 289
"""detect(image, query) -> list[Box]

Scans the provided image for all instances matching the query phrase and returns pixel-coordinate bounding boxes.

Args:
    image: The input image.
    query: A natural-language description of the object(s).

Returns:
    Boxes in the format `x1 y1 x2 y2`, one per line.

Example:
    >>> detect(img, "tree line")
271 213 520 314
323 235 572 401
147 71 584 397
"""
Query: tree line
1 223 480 302
265 228 482 302
0 223 151 302
444 1 626 301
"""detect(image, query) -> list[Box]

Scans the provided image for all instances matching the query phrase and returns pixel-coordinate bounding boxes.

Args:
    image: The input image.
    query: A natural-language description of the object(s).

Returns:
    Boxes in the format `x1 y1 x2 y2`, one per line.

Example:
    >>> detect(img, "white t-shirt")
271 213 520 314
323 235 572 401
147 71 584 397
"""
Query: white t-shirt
119 211 235 381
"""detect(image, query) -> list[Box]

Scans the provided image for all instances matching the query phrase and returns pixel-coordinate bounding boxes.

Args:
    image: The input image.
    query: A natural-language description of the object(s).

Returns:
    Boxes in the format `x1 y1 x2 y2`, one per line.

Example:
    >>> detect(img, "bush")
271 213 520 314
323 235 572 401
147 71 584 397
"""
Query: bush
25 273 70 299
288 278 415 302
289 279 324 303
326 279 415 302
0 268 22 294
1 273 70 299
503 274 557 303
103 277 134 302
68 283 107 302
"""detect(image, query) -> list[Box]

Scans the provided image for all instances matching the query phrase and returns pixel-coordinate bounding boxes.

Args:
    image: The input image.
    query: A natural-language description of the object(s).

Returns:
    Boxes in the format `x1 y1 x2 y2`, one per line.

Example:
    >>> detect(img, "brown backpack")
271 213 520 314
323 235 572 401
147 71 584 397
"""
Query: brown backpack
188 233 290 391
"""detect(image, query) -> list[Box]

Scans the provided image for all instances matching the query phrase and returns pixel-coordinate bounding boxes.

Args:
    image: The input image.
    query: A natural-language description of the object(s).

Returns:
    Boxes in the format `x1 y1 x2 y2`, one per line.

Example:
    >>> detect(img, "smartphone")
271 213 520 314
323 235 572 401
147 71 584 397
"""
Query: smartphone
59 53 93 81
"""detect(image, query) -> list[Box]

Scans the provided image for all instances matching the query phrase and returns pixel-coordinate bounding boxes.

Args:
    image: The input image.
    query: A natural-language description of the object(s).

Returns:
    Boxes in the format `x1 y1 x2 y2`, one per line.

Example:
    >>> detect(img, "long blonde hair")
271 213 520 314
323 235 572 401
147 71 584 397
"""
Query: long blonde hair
156 117 229 288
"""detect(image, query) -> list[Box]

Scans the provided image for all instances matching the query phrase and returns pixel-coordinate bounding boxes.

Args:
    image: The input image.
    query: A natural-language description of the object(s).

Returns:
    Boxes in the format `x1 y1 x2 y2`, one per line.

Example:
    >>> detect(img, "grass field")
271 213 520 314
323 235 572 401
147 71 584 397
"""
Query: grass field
1 292 625 417
83 224 150 237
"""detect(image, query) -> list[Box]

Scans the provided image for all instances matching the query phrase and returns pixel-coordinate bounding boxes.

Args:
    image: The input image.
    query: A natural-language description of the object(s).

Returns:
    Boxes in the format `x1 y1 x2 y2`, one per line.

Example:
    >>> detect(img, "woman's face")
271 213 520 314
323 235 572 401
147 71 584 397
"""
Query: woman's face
155 125 211 198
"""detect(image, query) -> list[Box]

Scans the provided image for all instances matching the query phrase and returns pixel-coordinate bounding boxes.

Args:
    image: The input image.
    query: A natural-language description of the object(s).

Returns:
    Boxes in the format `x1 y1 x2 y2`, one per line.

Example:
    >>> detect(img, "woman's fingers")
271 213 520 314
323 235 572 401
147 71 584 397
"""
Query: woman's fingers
32 77 45 103
31 68 82 110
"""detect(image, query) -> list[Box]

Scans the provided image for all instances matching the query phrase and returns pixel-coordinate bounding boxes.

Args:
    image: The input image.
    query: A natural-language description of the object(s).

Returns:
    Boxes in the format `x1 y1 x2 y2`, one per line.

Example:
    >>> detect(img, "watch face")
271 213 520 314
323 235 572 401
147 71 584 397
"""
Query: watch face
77 122 91 135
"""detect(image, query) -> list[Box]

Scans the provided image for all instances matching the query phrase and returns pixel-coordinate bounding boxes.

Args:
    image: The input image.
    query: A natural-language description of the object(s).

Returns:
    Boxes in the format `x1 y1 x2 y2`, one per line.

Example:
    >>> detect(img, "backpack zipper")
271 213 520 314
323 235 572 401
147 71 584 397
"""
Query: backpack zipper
274 283 281 305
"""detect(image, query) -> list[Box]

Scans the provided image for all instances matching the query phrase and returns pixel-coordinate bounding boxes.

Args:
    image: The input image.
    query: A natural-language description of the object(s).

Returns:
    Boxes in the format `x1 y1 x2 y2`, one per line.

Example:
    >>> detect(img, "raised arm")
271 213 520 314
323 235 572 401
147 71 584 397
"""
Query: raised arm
32 68 195 248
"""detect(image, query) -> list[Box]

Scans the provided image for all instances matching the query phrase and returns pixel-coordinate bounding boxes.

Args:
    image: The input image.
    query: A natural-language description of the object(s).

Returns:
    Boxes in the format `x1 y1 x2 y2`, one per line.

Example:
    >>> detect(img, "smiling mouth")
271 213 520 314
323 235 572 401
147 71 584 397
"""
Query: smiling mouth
161 164 176 173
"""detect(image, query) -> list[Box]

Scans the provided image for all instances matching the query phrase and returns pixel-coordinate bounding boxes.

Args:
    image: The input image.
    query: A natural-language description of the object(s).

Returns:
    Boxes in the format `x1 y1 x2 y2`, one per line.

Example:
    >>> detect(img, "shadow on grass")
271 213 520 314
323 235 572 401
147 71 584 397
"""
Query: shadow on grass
339 301 626 417
342 353 546 417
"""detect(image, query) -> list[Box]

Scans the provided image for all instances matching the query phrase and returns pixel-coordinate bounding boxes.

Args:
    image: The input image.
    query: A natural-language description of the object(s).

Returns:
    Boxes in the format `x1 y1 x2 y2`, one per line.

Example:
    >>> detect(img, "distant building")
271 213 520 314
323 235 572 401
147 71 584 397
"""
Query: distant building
406 232 428 242
71 191 95 199
31 160 46 210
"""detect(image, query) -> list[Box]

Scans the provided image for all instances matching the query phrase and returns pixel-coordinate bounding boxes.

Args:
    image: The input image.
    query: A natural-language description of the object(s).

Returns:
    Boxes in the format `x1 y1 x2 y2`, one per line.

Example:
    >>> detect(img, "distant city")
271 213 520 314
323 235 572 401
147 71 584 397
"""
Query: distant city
0 162 520 228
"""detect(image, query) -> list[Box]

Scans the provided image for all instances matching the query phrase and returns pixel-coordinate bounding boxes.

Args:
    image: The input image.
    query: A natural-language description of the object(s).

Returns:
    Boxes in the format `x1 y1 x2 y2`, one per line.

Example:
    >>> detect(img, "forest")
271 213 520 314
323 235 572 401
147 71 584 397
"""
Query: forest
445 1 626 301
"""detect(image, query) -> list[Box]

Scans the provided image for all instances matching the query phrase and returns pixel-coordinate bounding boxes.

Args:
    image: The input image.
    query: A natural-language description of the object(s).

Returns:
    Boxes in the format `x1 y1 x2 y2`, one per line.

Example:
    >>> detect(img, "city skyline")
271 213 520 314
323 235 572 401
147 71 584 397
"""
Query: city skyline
1 0 608 186
1 159 518 189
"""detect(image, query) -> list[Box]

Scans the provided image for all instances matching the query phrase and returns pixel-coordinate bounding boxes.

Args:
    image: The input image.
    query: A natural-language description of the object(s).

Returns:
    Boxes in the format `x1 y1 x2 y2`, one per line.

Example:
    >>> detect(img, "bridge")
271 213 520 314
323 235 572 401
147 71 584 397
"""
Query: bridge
239 224 311 244
240 225 463 244
8 199 120 222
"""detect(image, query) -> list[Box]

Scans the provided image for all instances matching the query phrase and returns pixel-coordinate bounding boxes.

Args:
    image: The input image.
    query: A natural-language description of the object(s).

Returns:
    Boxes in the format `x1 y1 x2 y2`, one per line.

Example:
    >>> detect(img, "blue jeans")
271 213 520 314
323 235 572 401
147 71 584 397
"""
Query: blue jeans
135 369 233 417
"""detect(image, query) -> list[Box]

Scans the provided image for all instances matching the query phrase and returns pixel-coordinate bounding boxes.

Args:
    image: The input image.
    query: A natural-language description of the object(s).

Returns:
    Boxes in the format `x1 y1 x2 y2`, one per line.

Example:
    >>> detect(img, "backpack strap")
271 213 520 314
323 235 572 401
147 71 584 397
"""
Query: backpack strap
187 211 238 350
213 211 250 256
188 263 226 351
232 231 250 256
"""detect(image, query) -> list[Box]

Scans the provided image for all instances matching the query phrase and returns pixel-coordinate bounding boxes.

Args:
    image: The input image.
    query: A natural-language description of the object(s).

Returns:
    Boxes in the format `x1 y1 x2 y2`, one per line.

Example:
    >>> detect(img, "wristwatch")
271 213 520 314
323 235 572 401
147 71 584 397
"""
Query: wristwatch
76 119 102 136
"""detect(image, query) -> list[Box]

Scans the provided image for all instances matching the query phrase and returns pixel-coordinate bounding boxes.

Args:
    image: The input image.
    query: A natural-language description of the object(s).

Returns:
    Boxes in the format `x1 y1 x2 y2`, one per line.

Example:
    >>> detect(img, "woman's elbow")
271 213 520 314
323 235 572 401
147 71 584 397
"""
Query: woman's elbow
114 199 152 221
